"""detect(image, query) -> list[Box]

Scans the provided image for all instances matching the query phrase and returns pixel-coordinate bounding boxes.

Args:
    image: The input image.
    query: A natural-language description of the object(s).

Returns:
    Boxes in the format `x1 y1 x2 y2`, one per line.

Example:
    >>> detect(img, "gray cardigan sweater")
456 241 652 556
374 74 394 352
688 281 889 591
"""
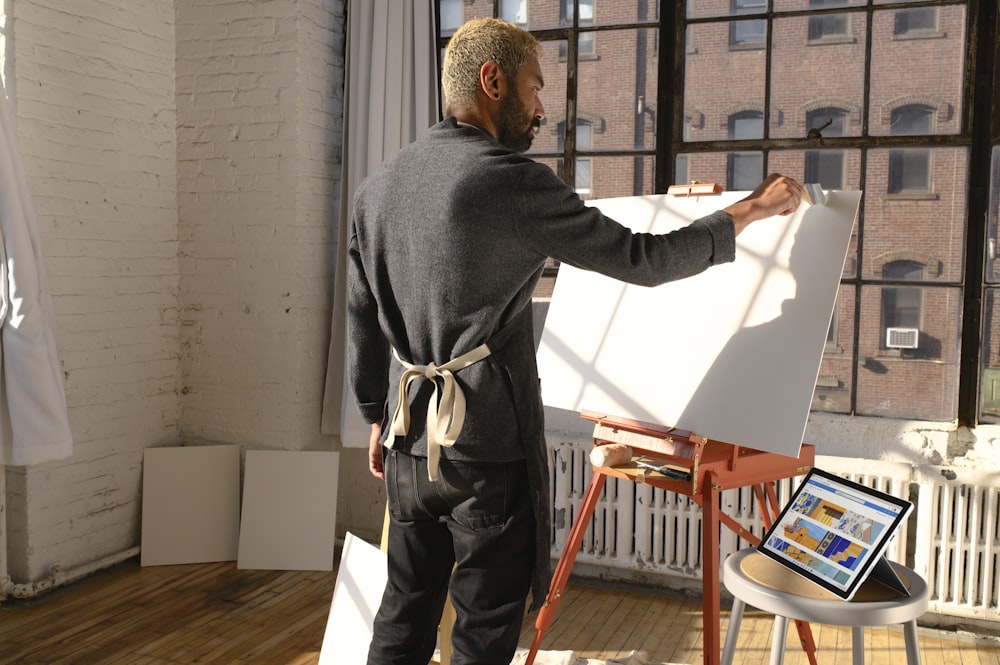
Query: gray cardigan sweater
348 117 735 460
347 117 735 608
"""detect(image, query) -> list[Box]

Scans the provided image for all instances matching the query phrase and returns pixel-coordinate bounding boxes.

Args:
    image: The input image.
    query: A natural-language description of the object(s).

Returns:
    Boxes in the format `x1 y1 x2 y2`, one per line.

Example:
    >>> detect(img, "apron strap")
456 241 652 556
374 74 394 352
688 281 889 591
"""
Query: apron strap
389 343 491 481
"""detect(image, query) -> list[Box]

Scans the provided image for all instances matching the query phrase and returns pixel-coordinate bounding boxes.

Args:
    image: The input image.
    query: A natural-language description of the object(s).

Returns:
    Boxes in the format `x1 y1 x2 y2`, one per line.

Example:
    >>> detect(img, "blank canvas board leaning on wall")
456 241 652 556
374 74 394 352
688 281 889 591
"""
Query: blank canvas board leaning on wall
536 191 860 458
141 445 241 566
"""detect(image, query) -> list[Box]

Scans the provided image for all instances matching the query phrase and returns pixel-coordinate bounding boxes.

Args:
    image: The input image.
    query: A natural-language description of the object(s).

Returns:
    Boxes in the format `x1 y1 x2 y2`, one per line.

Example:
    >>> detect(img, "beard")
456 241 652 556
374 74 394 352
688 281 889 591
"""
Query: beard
496 93 539 153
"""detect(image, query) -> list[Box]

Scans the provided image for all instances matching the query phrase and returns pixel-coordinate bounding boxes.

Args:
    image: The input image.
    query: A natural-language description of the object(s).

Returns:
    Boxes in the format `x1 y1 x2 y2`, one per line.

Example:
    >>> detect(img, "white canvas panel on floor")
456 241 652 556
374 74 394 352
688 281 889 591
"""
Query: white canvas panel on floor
237 450 340 571
537 191 860 458
319 532 387 664
140 444 241 566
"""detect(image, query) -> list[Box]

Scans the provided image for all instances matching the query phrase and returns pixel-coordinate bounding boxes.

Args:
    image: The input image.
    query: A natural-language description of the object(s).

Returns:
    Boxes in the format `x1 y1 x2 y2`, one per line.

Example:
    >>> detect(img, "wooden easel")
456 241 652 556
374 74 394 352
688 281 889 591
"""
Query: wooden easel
525 411 820 665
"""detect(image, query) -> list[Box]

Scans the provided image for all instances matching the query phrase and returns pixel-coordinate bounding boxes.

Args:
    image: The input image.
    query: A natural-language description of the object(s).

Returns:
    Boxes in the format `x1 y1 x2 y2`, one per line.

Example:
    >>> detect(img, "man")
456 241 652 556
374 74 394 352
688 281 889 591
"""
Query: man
348 17 804 665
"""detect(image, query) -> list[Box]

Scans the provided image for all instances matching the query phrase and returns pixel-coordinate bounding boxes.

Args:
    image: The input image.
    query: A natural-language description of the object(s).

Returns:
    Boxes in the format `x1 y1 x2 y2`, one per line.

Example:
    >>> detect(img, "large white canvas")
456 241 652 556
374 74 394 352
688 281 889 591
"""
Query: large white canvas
320 532 387 664
237 450 340 571
537 191 860 458
140 444 241 566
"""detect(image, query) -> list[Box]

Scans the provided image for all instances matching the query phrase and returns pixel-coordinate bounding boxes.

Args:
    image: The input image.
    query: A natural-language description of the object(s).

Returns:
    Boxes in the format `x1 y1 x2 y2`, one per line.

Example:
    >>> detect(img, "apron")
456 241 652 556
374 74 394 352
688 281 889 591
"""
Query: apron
389 306 553 611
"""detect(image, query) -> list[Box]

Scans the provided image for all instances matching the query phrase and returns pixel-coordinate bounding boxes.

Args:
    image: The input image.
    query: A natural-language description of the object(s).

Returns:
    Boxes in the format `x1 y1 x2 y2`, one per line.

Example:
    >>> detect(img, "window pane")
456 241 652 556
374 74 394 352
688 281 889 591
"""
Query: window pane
684 23 766 142
441 0 496 36
856 285 960 420
526 40 568 157
887 149 931 193
728 152 762 190
439 0 464 36
770 14 866 139
894 7 937 35
730 112 763 140
980 287 1000 422
863 147 967 283
987 147 1000 283
774 0 865 10
516 0 562 30
577 28 657 151
500 0 527 25
808 12 848 40
731 19 766 47
575 157 592 193
868 5 965 136
812 285 856 415
687 0 762 19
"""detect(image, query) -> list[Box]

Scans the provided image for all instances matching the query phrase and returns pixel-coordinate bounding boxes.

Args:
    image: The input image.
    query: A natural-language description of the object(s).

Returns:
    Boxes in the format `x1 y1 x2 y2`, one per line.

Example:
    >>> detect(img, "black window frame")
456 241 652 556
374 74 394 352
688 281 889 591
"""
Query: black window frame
435 0 1000 427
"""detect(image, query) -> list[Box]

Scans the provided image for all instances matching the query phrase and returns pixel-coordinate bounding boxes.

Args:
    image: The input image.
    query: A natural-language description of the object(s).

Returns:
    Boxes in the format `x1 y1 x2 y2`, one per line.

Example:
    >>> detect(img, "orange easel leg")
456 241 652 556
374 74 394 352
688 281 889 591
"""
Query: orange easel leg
525 469 608 665
703 472 721 665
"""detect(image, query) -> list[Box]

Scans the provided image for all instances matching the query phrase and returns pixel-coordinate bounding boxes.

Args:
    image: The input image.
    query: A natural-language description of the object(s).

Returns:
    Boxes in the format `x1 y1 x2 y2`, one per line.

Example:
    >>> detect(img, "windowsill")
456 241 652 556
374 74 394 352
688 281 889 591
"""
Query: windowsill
729 41 765 51
892 31 947 41
872 350 943 362
823 344 845 355
884 192 940 201
806 36 858 46
815 376 843 389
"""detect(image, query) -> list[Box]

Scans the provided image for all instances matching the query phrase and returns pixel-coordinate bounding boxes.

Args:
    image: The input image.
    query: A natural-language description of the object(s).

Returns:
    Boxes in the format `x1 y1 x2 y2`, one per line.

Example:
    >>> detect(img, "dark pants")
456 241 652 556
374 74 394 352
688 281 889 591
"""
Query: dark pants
367 449 535 665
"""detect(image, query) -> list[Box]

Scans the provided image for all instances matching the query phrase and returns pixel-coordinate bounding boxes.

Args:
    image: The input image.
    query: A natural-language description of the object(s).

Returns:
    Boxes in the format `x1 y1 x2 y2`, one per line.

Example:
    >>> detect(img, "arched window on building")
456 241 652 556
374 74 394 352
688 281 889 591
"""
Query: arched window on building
881 260 925 352
889 104 934 194
727 111 763 190
805 107 848 189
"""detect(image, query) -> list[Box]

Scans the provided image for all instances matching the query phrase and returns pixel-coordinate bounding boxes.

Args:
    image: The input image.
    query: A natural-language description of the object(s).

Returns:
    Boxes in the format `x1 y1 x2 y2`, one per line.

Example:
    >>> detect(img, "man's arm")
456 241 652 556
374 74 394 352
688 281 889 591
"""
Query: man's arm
723 173 805 236
368 422 383 480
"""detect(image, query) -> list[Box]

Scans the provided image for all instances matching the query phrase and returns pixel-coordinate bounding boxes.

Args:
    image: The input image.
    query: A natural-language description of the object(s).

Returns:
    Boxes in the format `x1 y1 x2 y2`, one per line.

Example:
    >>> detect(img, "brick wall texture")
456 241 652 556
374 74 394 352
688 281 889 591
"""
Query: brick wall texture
3 0 345 581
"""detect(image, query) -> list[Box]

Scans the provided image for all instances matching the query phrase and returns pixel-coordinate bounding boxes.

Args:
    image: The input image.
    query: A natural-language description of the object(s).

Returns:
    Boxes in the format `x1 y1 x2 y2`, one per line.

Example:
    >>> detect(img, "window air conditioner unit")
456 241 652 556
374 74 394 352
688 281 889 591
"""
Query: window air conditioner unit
886 327 920 349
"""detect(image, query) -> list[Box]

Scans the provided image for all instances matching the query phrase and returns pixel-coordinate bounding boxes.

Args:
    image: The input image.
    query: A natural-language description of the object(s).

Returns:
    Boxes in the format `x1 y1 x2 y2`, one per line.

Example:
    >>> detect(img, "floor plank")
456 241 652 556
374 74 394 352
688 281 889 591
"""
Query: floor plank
1 556 999 664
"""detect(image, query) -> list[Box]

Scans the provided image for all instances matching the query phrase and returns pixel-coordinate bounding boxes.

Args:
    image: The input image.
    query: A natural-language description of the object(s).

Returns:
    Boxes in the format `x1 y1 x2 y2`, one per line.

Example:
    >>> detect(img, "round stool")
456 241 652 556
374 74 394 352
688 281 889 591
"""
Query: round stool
721 548 929 665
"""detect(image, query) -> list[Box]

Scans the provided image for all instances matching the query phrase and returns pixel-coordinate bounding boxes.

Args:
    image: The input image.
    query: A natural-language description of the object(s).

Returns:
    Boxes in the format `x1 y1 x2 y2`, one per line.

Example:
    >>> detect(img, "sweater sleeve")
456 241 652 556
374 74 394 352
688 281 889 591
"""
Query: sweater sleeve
346 214 390 425
511 162 737 287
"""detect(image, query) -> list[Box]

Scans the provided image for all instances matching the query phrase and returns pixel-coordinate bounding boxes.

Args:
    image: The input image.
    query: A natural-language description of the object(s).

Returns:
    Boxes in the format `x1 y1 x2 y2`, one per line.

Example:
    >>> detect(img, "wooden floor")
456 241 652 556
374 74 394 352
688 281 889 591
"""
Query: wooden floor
1 555 999 664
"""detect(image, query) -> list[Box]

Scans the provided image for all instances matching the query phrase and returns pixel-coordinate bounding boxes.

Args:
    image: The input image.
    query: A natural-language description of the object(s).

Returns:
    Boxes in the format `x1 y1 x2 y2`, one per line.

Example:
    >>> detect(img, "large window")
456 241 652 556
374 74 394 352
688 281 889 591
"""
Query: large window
438 0 999 426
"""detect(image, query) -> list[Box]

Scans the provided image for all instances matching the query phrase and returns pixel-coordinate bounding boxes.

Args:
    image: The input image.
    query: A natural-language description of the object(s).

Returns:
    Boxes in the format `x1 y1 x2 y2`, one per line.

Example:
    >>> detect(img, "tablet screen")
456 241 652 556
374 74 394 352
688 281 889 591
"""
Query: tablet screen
756 467 913 600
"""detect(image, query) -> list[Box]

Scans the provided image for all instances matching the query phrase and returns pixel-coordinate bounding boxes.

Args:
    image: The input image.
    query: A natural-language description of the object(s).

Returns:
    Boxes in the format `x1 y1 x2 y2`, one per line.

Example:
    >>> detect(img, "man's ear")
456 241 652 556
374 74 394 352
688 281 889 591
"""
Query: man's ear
479 61 505 100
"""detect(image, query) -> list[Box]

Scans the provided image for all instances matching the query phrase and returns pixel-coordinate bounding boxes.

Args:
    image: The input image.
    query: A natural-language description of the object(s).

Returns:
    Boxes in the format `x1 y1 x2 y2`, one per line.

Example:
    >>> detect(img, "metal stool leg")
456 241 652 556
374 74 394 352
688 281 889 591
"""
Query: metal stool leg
851 626 865 665
721 598 746 665
769 615 788 665
903 620 921 665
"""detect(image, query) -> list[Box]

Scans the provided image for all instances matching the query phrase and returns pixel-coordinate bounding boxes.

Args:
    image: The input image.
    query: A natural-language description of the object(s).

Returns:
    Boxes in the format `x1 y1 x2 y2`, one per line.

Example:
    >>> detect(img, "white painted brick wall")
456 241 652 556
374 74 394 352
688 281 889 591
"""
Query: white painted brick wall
176 0 343 449
5 0 179 582
4 0 345 583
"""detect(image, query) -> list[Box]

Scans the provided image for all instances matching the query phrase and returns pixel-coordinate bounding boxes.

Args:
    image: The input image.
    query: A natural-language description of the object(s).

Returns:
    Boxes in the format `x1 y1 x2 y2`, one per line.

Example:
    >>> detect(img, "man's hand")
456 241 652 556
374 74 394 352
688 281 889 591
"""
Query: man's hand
723 173 805 235
368 422 384 480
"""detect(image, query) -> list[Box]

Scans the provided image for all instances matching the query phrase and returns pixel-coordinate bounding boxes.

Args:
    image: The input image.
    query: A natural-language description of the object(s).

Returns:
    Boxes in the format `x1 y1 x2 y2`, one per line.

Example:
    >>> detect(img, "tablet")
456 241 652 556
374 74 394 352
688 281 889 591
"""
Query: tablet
756 467 913 600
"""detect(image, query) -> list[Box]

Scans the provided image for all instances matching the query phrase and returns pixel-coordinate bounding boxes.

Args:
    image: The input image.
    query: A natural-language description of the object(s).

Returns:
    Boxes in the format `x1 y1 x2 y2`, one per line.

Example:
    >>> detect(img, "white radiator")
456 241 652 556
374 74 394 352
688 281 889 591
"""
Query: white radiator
548 440 998 624
912 465 1000 623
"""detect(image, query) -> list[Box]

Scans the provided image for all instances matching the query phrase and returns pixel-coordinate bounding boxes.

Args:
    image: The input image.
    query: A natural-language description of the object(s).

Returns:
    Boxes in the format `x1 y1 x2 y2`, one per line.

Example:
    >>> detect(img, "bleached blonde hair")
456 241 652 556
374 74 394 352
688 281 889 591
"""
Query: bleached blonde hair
442 18 543 114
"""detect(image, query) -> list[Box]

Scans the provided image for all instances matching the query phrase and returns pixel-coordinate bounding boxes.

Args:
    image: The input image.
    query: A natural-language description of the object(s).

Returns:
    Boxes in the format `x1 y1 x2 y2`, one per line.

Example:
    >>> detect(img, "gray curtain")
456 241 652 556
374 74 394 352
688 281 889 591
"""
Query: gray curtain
321 0 439 445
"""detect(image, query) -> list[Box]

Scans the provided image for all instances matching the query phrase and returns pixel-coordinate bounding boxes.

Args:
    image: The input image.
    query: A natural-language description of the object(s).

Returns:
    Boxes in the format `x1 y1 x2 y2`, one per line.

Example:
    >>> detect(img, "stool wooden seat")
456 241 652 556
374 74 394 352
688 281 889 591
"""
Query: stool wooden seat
721 548 929 665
